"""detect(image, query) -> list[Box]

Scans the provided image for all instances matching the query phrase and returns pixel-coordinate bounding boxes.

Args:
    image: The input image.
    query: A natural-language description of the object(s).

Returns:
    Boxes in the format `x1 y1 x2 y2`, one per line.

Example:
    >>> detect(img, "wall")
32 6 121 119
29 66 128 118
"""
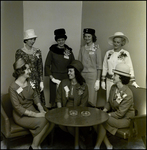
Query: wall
1 1 23 94
82 1 146 89
23 1 82 106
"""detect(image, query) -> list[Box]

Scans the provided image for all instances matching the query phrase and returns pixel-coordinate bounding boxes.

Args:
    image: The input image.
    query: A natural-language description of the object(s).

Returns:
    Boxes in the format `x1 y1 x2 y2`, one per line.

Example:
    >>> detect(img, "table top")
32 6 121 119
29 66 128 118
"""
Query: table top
45 107 108 127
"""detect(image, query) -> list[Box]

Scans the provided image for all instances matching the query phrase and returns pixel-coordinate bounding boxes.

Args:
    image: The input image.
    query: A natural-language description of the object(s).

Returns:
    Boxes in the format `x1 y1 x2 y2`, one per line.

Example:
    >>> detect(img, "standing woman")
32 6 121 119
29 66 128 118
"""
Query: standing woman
9 58 55 149
78 28 102 107
15 29 45 105
45 28 75 108
101 32 139 101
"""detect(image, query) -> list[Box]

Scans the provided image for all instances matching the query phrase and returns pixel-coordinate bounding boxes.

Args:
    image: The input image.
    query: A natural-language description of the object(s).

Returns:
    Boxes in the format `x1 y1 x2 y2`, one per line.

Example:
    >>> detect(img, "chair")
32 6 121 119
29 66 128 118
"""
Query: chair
115 86 146 148
1 93 31 149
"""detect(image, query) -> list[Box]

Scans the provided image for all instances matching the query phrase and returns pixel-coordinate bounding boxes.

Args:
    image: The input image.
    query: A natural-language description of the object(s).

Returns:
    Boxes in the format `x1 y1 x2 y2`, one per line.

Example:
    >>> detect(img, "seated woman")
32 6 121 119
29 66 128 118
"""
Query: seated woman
9 58 55 149
56 60 89 148
94 63 135 149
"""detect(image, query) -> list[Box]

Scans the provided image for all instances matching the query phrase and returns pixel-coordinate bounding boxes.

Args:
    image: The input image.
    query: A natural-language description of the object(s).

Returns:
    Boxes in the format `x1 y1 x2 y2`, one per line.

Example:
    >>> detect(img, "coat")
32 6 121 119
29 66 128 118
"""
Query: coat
55 79 88 107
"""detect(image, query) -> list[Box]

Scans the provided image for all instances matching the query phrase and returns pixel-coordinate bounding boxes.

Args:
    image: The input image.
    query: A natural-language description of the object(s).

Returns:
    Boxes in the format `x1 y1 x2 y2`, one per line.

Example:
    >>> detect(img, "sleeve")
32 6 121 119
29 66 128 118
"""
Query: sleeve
78 47 82 61
104 85 113 111
80 84 89 107
102 51 108 80
37 49 43 81
9 86 26 117
110 94 133 119
44 49 52 76
15 49 22 61
70 51 75 63
33 89 41 105
124 51 135 81
96 45 102 70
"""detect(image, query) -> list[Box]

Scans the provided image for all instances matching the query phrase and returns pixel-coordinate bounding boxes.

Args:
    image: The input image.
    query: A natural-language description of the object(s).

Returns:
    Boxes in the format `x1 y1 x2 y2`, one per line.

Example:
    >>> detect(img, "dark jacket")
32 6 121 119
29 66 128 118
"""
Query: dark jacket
56 79 88 107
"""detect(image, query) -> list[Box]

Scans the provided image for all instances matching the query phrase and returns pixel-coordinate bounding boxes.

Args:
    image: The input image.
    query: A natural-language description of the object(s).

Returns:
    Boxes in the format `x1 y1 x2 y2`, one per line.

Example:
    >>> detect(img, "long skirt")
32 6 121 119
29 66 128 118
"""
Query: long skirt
82 72 97 107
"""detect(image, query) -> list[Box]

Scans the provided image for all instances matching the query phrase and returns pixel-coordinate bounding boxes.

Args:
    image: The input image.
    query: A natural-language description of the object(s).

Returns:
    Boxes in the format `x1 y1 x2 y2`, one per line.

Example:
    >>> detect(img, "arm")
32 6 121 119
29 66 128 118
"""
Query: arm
56 81 63 108
44 50 52 77
110 94 133 119
78 47 82 61
80 84 89 107
36 49 44 91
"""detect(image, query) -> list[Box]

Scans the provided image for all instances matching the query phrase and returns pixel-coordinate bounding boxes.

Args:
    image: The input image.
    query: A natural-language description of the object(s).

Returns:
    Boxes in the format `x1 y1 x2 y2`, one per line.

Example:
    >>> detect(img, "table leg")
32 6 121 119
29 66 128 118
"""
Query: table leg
75 127 79 149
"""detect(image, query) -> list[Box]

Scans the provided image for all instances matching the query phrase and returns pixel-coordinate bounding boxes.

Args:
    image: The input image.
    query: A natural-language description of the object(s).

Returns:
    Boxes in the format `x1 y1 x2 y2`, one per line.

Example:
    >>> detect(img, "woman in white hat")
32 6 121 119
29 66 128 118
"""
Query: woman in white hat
45 28 75 109
78 28 102 107
101 32 139 101
15 29 45 105
94 63 135 149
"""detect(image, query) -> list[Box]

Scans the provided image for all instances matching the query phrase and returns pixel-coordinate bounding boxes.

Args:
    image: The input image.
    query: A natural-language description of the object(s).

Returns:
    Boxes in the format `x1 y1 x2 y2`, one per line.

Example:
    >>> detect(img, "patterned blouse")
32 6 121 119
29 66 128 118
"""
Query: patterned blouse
15 46 43 93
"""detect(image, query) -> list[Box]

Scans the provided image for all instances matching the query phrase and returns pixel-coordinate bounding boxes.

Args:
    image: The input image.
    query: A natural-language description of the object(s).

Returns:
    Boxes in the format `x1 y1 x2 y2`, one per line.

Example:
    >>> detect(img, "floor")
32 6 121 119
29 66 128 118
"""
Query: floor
1 126 146 149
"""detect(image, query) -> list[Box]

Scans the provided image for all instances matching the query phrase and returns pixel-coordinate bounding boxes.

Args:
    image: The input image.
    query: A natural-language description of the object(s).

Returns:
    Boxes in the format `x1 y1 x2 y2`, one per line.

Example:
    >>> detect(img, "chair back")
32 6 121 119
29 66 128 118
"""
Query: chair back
1 93 13 118
129 86 146 116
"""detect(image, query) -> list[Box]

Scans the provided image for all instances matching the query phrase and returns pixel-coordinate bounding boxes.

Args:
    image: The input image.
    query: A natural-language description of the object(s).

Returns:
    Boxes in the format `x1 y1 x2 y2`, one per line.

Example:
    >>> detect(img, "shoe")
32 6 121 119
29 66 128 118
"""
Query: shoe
29 146 33 149
79 139 86 149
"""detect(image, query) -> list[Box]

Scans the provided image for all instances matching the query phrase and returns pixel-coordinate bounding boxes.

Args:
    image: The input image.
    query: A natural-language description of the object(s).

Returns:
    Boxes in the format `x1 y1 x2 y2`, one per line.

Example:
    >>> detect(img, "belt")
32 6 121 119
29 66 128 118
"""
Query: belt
106 73 113 80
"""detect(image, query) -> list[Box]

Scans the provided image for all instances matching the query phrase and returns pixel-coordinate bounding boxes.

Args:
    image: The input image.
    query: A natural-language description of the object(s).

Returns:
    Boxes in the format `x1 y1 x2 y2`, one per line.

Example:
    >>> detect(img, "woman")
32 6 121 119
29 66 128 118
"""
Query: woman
45 28 75 108
94 63 135 149
78 28 102 107
101 32 139 101
56 60 88 149
9 58 55 149
15 29 45 105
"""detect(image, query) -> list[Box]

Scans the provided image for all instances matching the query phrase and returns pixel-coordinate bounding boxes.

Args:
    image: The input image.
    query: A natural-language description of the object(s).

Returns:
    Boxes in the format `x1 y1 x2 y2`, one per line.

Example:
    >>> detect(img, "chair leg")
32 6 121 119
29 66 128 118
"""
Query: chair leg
6 138 10 149
141 135 146 148
47 127 55 147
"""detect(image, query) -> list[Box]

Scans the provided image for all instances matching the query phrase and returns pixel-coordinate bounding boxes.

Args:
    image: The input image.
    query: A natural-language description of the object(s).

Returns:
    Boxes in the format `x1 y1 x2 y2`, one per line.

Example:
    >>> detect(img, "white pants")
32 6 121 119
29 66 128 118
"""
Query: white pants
106 78 114 101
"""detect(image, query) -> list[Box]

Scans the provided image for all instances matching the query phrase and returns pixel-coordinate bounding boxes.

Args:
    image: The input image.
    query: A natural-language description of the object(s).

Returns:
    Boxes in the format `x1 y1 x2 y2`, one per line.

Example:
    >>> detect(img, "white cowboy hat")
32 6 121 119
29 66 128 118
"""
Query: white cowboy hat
24 29 37 40
108 32 129 45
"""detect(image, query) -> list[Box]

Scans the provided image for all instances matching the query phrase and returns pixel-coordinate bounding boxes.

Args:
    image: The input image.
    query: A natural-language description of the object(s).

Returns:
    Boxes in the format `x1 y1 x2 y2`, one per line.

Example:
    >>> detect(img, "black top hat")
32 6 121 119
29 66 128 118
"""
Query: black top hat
54 28 67 41
83 28 95 35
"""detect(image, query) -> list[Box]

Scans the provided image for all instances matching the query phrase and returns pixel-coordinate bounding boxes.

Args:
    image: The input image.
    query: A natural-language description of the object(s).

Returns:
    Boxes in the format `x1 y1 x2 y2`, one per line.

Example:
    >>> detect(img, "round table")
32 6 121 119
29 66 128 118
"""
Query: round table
45 106 108 149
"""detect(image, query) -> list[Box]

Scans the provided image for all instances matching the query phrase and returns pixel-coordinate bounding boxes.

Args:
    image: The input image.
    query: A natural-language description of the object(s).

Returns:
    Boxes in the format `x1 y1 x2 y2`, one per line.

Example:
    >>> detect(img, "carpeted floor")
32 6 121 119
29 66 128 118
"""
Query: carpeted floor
1 126 146 149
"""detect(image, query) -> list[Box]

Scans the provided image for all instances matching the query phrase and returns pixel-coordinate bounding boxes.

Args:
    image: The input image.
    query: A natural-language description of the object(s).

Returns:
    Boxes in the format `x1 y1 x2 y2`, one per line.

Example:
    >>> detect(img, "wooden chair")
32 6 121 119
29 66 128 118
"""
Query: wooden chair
115 86 146 147
1 93 31 149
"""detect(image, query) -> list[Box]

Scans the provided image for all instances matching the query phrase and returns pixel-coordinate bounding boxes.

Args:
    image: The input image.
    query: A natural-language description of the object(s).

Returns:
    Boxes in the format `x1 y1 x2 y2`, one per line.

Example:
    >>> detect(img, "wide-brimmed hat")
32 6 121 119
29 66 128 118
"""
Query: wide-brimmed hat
54 28 67 41
24 29 37 40
83 28 95 35
113 63 130 77
13 58 25 70
108 32 129 45
68 60 84 73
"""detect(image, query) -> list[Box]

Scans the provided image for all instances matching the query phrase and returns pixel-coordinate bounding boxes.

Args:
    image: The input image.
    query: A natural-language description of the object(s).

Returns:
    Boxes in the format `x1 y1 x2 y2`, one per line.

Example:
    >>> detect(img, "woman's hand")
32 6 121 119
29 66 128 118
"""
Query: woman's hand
37 103 46 113
101 81 106 90
132 81 140 88
52 78 61 85
40 81 44 92
94 80 100 91
35 112 45 117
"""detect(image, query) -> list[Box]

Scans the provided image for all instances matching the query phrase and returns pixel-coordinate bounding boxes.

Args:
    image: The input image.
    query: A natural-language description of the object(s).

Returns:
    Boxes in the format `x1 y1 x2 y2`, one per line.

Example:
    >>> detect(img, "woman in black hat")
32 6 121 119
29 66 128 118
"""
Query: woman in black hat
78 28 102 107
45 28 75 108
56 60 88 149
94 63 135 149
9 58 55 149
